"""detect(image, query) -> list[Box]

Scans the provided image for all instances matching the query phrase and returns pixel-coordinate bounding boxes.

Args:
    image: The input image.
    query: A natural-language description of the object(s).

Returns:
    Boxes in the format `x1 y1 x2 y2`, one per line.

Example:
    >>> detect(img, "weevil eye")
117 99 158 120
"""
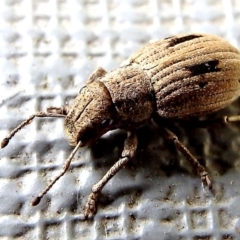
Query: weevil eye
101 119 114 128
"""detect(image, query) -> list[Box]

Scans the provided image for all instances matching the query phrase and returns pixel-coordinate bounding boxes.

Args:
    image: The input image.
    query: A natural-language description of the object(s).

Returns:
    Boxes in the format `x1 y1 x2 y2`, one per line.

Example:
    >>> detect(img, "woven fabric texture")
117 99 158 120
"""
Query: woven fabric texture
1 0 240 239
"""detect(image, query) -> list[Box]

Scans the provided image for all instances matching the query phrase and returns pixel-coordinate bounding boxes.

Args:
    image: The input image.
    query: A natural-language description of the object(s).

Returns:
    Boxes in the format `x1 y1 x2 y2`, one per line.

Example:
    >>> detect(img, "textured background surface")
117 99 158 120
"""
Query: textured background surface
1 0 240 239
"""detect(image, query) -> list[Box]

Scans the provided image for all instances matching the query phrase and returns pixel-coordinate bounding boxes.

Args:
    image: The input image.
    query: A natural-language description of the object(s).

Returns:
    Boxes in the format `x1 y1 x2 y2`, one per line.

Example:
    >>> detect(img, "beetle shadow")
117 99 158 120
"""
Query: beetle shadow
88 122 194 178
89 130 127 168
71 107 240 217
84 105 240 207
177 103 240 175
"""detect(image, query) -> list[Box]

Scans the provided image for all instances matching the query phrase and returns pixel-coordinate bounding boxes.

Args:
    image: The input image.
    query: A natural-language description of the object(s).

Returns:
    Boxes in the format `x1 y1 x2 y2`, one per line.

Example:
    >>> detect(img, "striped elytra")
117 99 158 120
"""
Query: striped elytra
127 33 240 118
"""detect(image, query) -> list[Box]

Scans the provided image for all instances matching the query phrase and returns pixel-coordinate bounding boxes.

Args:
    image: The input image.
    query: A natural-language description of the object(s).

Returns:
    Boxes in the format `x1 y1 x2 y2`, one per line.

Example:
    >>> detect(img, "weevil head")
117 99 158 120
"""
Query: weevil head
64 81 118 147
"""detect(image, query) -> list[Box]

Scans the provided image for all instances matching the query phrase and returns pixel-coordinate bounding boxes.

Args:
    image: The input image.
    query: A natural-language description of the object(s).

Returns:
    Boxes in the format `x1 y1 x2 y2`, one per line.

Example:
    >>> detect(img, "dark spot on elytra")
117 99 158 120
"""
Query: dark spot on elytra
167 34 202 47
198 82 208 88
186 60 220 76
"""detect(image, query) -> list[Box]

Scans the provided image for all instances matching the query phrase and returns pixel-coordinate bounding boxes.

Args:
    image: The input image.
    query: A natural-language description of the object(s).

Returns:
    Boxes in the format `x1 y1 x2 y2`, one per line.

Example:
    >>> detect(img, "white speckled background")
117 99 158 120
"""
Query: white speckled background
1 0 240 239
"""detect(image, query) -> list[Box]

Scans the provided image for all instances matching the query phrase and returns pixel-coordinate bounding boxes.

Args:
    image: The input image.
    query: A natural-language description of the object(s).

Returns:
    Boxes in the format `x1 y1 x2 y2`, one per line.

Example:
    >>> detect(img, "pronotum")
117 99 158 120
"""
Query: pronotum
2 33 240 218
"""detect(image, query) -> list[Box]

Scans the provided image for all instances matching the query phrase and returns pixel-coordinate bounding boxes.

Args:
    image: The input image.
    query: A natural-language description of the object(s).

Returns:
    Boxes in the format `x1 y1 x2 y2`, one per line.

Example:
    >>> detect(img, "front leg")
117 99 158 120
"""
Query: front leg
84 131 138 219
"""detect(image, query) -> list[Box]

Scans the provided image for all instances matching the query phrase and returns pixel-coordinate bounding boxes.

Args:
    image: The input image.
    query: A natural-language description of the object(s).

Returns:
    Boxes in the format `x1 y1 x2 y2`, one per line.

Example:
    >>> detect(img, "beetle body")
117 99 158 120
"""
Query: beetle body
2 33 240 218
65 33 240 147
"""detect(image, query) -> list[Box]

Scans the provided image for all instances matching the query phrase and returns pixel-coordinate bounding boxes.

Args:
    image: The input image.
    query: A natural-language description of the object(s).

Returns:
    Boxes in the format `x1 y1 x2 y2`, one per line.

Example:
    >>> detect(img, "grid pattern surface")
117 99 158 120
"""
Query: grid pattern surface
1 0 240 239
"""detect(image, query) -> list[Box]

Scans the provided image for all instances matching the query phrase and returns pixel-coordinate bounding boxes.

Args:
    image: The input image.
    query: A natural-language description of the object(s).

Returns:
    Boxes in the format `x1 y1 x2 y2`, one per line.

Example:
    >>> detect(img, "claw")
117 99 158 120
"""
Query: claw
200 171 212 189
84 192 98 219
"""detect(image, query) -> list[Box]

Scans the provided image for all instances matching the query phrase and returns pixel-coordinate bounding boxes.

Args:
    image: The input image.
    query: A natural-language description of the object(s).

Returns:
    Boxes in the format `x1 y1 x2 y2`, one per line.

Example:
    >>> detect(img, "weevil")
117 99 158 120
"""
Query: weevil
2 33 240 218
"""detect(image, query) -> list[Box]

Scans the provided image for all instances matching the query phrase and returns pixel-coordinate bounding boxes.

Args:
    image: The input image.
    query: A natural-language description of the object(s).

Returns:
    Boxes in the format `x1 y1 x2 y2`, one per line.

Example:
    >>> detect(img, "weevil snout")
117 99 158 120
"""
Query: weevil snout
64 81 117 147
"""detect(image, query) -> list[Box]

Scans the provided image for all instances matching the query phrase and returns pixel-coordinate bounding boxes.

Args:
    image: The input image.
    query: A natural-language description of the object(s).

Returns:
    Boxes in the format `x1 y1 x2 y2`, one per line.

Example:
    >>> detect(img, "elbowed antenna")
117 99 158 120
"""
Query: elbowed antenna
1 108 68 149
32 141 83 206
0 105 81 206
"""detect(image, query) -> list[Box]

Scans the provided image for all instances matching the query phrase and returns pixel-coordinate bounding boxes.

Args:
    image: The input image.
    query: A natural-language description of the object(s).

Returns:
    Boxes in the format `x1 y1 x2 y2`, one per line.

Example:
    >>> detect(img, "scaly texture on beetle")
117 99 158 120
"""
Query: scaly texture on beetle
128 34 240 117
65 34 240 147
2 33 240 219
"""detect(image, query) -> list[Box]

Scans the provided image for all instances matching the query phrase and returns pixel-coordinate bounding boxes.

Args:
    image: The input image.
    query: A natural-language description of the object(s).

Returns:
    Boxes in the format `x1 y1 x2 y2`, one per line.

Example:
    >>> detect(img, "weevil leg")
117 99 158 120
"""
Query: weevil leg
175 115 240 128
32 141 82 206
184 115 240 129
1 110 67 149
86 67 107 84
160 127 212 187
225 115 240 123
152 113 211 187
84 131 138 219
